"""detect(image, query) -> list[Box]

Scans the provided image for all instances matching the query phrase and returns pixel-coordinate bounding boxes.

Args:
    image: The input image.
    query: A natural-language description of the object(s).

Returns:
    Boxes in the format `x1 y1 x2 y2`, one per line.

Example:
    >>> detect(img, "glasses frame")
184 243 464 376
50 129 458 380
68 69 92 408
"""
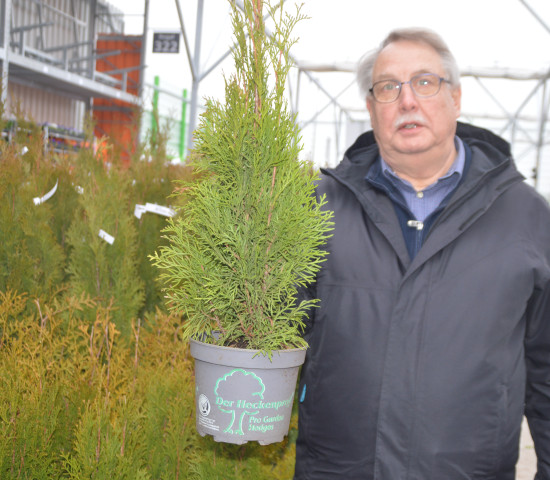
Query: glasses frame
369 73 451 103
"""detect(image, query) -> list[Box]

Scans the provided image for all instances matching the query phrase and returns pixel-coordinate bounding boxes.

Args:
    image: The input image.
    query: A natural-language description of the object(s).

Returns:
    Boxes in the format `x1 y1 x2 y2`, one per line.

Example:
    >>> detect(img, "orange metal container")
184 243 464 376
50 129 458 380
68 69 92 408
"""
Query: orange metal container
93 34 143 166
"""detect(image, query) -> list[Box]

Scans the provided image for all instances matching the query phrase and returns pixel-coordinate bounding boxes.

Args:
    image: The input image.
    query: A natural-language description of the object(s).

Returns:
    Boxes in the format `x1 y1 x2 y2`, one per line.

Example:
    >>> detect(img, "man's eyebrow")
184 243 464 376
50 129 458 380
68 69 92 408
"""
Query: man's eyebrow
373 69 437 82
372 74 399 82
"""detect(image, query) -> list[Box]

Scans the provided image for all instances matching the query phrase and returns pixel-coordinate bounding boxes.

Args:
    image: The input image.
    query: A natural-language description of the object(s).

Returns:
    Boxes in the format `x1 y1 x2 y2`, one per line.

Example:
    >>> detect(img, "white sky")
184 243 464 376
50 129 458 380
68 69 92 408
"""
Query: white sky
111 0 550 92
108 0 550 194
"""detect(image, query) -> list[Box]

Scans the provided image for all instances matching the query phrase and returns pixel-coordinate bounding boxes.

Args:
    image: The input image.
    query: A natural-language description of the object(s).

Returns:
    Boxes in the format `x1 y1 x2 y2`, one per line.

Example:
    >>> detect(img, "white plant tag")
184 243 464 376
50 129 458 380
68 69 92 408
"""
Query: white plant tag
33 179 58 205
134 204 147 219
98 229 115 245
145 202 176 217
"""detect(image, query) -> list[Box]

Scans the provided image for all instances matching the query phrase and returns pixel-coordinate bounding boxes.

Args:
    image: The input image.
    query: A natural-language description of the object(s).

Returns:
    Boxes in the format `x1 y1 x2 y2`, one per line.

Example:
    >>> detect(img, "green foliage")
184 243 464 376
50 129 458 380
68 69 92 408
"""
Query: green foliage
65 144 145 337
0 113 192 322
0 129 65 305
127 145 195 316
0 292 299 479
151 0 333 353
0 291 86 478
0 6 311 471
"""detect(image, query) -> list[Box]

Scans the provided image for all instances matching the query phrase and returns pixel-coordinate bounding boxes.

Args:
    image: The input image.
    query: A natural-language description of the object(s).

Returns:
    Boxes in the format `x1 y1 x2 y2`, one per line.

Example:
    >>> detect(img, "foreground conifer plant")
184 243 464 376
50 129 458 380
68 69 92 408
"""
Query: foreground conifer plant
151 0 333 356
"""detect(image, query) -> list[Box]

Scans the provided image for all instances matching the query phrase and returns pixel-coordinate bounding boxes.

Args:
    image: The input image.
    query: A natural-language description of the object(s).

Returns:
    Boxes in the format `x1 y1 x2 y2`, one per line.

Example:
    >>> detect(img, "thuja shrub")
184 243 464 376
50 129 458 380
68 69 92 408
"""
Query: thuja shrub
0 110 300 477
127 137 196 316
0 111 194 323
65 142 145 337
0 127 65 304
0 292 299 479
0 290 90 478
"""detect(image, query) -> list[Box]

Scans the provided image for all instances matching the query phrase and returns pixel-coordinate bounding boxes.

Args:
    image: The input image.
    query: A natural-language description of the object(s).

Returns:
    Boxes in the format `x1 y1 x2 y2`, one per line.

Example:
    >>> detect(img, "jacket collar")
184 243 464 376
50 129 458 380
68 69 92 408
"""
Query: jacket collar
326 121 522 206
322 122 524 275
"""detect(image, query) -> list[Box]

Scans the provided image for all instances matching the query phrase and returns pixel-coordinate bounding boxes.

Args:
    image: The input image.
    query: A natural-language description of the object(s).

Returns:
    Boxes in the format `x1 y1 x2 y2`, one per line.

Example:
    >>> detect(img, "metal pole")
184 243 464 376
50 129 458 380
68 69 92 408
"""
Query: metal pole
180 88 188 160
175 0 196 80
139 0 149 99
136 0 149 146
1 0 12 106
534 80 549 191
186 0 204 155
518 0 550 35
152 75 160 144
295 69 302 113
87 0 97 79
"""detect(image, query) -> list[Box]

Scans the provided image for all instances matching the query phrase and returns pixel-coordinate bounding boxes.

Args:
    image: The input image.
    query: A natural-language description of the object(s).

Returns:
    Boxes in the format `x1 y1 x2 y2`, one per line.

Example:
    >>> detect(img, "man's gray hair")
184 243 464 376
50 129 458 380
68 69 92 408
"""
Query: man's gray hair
356 27 461 99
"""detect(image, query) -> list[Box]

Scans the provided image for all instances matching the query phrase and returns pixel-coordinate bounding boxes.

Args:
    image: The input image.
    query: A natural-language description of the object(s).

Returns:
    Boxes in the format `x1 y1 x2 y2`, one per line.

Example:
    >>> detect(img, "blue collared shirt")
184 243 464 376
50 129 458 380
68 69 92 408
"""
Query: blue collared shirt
380 137 465 222
366 137 469 260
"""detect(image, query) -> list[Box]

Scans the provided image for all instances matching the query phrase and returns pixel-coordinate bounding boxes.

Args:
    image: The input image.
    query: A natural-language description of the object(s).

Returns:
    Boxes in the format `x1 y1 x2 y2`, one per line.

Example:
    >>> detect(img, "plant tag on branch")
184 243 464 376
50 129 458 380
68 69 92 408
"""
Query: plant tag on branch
134 203 176 219
145 202 176 217
134 204 147 219
33 179 58 205
98 229 115 245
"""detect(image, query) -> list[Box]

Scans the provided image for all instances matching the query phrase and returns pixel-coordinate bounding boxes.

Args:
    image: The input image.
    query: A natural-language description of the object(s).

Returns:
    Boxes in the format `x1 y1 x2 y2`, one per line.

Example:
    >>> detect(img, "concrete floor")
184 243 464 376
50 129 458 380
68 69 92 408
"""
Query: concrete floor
517 417 537 480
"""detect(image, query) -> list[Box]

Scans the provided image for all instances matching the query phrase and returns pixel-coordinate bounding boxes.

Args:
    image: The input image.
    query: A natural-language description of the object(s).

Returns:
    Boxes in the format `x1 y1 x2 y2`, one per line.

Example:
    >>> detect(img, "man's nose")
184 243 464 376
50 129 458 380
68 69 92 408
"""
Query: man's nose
398 82 419 109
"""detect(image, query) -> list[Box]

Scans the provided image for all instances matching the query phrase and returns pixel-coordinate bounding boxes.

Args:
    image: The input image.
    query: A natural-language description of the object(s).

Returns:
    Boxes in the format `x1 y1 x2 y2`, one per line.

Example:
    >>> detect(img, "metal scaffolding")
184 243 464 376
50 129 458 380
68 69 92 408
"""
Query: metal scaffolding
0 0 145 114
167 0 549 192
2 0 548 194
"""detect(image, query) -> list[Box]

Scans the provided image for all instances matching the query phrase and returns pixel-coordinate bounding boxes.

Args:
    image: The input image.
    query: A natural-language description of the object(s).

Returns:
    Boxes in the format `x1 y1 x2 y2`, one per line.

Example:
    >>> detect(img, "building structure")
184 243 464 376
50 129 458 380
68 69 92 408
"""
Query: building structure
0 0 146 159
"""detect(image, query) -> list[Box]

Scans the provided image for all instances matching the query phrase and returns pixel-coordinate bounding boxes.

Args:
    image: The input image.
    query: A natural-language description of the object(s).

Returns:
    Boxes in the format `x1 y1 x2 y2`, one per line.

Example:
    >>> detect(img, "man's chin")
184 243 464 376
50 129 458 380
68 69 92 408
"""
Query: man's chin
393 140 432 156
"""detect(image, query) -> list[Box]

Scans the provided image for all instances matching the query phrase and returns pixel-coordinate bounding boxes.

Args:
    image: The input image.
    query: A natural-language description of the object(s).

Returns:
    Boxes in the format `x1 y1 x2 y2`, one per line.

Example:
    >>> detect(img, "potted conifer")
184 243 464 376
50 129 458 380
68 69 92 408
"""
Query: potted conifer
151 0 333 445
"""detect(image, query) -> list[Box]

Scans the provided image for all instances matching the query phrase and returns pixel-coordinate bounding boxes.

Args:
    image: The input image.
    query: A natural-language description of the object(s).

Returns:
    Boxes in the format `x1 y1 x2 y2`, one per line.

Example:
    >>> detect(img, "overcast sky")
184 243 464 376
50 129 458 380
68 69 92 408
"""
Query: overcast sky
110 0 549 93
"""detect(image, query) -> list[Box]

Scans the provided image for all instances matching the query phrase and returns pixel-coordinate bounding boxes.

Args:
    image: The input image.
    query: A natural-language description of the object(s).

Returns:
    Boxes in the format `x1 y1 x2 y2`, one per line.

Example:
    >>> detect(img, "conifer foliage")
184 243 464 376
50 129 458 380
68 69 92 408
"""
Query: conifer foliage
0 114 299 477
151 0 333 353
65 143 144 337
0 291 299 478
0 120 65 303
0 0 328 473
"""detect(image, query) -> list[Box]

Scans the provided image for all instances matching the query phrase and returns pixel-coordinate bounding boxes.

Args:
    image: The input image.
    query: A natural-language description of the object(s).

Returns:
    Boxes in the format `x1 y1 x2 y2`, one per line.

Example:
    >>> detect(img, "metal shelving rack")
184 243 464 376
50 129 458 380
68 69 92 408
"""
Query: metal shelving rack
0 0 146 124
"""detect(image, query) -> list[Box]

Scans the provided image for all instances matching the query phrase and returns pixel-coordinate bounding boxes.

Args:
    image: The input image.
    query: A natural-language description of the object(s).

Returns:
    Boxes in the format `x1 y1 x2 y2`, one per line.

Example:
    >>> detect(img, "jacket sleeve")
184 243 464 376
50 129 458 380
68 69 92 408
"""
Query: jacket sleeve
524 279 550 480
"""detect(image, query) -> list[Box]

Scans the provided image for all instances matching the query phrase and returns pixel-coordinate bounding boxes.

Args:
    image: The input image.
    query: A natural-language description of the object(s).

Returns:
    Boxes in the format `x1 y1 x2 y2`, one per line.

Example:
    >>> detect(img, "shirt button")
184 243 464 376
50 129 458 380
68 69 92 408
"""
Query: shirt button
416 191 424 199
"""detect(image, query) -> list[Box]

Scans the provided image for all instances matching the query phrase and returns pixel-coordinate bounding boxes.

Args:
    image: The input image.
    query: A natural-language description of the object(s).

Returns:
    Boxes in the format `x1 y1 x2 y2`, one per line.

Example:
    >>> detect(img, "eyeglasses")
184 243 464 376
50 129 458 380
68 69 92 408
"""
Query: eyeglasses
369 73 450 103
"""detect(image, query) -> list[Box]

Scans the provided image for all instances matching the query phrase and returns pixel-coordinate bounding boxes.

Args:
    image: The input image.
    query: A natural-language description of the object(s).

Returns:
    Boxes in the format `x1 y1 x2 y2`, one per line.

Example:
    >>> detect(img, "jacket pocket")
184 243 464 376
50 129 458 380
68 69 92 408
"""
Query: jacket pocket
470 382 507 479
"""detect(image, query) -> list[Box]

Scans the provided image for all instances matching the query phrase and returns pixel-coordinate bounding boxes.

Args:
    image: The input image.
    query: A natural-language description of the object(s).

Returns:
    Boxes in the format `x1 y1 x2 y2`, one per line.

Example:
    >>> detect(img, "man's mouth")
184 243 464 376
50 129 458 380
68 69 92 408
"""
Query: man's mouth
395 117 425 130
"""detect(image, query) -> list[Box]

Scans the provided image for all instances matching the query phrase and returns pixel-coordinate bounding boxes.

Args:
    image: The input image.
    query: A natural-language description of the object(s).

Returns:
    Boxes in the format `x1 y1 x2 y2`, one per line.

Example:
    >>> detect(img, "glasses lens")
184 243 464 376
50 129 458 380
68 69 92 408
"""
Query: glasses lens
411 74 441 97
373 80 400 103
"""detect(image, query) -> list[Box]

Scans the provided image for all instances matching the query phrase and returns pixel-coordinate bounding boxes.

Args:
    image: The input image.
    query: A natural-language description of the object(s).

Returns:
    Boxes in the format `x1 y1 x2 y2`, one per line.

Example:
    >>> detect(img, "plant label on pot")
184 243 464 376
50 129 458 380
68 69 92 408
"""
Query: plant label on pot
191 340 305 445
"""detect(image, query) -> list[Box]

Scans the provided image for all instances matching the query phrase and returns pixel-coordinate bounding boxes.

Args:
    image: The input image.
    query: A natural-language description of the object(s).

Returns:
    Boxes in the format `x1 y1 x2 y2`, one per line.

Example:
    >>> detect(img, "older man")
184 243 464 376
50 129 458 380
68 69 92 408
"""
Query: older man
294 28 550 479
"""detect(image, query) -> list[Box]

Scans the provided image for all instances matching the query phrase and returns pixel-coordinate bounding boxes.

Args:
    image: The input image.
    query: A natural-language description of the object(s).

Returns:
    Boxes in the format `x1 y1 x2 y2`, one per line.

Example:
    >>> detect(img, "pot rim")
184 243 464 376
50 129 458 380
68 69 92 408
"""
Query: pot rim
189 338 307 369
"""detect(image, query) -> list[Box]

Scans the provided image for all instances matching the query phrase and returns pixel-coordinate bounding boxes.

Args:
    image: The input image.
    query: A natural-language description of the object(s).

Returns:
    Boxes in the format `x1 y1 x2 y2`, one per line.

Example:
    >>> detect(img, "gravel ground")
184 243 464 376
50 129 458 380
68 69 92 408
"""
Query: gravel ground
517 417 537 480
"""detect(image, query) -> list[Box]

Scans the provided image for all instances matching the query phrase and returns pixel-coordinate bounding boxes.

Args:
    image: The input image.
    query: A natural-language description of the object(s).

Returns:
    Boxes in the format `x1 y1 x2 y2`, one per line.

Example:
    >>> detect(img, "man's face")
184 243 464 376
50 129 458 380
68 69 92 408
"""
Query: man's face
366 40 461 166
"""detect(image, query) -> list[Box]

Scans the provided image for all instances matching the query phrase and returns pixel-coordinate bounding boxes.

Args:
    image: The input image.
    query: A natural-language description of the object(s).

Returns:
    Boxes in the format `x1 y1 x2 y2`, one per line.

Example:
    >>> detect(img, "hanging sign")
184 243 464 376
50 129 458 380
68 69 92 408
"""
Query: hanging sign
152 32 180 53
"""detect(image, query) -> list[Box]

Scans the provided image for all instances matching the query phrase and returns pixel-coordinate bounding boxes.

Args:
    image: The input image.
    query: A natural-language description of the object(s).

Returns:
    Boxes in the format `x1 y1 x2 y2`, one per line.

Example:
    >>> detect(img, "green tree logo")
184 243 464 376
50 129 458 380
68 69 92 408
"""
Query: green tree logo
214 369 265 435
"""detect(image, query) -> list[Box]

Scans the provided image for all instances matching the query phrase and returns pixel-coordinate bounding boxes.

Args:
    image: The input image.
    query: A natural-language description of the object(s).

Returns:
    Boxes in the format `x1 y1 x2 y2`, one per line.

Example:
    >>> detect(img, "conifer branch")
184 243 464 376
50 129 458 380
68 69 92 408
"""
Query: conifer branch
151 0 333 354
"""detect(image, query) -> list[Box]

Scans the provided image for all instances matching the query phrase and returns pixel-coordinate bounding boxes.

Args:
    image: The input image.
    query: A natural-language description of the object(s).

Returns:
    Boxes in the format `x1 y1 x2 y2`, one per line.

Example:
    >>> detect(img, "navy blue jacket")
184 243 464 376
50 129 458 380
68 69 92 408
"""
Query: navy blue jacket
294 123 550 480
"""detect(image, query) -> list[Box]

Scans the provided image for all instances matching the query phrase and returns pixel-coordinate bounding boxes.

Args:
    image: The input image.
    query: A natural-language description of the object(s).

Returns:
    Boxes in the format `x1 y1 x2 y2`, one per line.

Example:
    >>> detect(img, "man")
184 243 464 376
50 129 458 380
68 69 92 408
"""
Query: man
294 28 550 480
